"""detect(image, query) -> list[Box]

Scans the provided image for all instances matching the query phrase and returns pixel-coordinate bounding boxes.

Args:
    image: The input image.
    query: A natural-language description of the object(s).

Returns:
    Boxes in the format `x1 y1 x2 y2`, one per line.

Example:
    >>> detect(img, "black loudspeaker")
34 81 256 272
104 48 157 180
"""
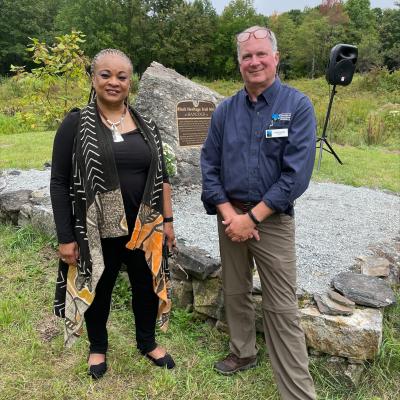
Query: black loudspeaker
326 44 358 86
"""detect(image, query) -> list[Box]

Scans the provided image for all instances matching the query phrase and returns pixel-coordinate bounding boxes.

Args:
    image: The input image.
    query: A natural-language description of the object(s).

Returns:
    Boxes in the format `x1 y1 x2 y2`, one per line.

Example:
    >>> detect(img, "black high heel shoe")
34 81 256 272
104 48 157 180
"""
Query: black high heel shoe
88 354 107 379
142 350 175 369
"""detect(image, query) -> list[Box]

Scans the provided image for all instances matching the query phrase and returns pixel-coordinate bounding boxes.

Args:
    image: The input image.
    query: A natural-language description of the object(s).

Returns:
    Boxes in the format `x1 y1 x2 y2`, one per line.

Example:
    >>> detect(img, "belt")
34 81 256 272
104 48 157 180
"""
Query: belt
229 198 258 213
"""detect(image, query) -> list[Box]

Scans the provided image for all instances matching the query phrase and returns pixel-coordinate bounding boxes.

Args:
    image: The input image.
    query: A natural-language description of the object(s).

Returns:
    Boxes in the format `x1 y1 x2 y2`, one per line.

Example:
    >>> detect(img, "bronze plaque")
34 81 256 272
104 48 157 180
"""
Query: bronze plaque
176 100 215 147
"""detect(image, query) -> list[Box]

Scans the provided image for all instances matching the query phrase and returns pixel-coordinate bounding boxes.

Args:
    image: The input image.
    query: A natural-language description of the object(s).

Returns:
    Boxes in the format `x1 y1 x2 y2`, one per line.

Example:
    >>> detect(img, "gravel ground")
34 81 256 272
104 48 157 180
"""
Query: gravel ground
172 182 399 294
2 169 399 294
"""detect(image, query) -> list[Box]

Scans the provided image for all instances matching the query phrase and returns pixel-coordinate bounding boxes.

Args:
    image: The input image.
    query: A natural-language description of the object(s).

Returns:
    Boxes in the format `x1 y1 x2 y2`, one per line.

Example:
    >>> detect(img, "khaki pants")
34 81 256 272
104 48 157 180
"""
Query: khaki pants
218 212 316 400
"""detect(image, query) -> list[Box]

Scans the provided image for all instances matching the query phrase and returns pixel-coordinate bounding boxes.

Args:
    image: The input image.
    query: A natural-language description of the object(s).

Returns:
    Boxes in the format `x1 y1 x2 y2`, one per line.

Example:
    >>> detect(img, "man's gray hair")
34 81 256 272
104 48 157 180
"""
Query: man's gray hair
236 26 278 62
90 48 133 74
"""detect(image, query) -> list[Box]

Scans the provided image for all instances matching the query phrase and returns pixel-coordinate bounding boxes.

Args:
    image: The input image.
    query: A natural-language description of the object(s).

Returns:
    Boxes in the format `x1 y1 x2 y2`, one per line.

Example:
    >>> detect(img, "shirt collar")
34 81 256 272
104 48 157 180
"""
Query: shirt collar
242 77 281 106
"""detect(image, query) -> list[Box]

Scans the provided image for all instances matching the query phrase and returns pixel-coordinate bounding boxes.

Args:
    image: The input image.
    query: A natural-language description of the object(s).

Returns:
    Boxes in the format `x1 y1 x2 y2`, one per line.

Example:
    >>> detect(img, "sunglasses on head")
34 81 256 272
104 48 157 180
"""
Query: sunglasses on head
236 28 271 43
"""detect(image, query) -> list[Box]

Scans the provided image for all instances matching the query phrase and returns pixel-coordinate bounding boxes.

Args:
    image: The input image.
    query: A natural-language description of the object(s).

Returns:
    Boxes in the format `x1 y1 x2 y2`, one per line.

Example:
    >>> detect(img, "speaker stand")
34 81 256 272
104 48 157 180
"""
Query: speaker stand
316 84 343 170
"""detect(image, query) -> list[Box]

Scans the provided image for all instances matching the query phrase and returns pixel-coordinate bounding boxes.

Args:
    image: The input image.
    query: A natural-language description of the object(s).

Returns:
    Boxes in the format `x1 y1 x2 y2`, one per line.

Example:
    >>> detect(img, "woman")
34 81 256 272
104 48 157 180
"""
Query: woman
50 49 176 379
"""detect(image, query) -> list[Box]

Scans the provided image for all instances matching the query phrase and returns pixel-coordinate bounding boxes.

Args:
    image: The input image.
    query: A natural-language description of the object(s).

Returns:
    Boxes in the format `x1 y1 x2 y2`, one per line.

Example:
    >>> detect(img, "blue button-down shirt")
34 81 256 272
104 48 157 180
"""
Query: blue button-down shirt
201 78 316 215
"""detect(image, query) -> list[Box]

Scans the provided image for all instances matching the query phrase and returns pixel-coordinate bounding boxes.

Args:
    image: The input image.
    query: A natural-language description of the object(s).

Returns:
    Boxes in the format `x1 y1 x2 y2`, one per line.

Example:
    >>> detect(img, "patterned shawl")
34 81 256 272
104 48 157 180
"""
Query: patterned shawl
53 101 171 347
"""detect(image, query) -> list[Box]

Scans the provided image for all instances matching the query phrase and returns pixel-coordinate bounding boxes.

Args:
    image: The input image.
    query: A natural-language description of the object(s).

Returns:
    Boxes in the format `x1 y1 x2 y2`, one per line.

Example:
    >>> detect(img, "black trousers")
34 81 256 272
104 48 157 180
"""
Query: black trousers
84 236 159 355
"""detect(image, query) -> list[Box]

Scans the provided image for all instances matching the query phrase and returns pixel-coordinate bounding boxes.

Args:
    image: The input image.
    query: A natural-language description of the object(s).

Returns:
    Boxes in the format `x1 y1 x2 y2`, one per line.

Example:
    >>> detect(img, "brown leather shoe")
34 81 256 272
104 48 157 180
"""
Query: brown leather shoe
214 353 257 375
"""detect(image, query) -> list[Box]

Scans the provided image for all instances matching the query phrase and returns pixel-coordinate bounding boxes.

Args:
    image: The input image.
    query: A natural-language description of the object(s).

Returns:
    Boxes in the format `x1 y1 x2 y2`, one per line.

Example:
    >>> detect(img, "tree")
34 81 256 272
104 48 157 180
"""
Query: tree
343 0 387 72
0 0 63 74
290 8 348 78
319 0 349 25
268 13 296 78
2 0 396 81
27 31 89 122
148 0 218 77
356 33 383 72
55 0 159 74
212 0 267 78
286 9 305 26
345 0 374 30
54 0 126 57
8 31 89 129
378 6 400 70
345 0 376 43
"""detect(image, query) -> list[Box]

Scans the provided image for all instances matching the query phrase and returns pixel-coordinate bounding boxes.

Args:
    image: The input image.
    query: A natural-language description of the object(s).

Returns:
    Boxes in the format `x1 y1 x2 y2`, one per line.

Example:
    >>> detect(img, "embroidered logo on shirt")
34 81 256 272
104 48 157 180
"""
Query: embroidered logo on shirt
271 113 291 121
269 113 291 127
271 113 280 121
278 113 291 121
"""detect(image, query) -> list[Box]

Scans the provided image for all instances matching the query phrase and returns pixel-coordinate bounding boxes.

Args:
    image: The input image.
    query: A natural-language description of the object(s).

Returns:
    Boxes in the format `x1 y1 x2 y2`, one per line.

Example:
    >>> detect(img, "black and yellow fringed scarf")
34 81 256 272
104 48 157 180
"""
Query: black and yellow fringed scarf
53 101 171 347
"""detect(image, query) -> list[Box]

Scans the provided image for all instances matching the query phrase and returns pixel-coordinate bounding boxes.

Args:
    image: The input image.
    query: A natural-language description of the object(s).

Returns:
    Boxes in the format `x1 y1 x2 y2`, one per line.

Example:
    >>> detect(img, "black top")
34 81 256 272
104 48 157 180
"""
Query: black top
50 110 169 243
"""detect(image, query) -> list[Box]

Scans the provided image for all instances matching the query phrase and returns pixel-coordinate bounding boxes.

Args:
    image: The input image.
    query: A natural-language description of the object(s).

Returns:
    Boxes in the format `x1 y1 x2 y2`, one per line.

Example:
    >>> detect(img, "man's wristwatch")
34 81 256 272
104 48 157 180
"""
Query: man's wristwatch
163 216 174 223
247 209 260 225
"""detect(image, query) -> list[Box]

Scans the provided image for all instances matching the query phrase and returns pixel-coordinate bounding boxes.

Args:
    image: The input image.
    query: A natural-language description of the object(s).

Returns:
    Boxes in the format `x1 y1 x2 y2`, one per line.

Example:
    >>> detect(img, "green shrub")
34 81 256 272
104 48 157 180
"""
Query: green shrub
1 31 90 131
0 113 26 135
163 142 177 177
0 73 90 131
130 73 140 94
358 67 400 92
364 104 400 147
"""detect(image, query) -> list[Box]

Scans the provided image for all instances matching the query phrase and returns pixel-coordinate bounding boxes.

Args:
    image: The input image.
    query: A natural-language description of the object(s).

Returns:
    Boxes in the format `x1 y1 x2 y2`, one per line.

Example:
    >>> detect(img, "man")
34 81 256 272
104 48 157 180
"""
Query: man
200 26 317 399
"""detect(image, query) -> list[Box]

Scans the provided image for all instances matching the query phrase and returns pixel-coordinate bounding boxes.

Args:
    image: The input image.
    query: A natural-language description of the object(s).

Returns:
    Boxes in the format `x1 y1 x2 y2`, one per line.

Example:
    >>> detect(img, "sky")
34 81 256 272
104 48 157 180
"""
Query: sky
210 0 397 15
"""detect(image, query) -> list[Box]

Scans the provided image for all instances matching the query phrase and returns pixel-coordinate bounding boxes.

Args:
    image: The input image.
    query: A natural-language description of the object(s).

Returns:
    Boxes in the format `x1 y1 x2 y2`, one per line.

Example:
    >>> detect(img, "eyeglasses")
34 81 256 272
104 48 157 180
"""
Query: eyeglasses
236 28 271 43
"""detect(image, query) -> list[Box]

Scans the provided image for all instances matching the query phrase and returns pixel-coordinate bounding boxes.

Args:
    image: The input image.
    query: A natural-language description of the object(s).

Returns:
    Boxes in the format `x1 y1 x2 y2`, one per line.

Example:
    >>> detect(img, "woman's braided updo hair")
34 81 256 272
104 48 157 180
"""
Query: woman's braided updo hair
89 48 133 103
90 48 133 75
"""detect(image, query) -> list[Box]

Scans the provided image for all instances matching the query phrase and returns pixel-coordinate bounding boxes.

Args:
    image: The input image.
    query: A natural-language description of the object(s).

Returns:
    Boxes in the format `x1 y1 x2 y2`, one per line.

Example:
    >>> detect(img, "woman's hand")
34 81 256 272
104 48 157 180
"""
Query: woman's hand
58 241 79 265
163 222 176 251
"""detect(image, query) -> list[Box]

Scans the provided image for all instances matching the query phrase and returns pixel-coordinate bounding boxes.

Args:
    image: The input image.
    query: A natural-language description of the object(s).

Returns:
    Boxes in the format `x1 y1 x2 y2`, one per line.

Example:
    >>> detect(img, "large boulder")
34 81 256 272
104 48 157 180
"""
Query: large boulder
357 255 390 277
300 306 383 360
175 240 220 280
192 277 224 320
0 189 32 224
171 279 193 309
17 190 55 237
135 62 224 186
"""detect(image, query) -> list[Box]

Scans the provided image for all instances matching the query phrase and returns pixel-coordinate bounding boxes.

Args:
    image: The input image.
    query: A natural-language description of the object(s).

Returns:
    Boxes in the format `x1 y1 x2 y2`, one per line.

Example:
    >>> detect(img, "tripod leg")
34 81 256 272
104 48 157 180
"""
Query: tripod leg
316 84 343 169
324 139 343 165
317 139 324 170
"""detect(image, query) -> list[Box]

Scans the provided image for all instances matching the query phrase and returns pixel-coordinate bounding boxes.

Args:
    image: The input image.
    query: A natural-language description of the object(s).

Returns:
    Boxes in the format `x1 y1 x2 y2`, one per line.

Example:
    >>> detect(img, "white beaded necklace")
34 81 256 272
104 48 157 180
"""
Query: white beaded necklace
98 106 127 142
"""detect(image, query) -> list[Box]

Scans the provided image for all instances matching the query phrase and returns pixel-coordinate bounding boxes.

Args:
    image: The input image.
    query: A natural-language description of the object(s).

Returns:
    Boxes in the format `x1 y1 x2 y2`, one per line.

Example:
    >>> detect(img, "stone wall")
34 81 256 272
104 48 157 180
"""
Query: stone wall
169 241 398 362
1 168 399 385
0 186 55 237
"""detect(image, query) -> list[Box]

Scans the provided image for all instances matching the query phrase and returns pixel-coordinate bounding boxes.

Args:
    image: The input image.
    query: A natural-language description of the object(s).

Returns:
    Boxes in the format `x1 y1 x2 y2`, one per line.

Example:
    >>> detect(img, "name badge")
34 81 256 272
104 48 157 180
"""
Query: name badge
265 129 288 138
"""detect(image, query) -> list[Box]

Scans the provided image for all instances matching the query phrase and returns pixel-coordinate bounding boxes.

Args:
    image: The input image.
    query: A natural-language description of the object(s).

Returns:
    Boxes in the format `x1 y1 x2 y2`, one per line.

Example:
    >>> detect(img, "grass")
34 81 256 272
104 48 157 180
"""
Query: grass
313 145 400 193
0 224 279 400
0 224 399 399
1 129 399 193
0 130 54 169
